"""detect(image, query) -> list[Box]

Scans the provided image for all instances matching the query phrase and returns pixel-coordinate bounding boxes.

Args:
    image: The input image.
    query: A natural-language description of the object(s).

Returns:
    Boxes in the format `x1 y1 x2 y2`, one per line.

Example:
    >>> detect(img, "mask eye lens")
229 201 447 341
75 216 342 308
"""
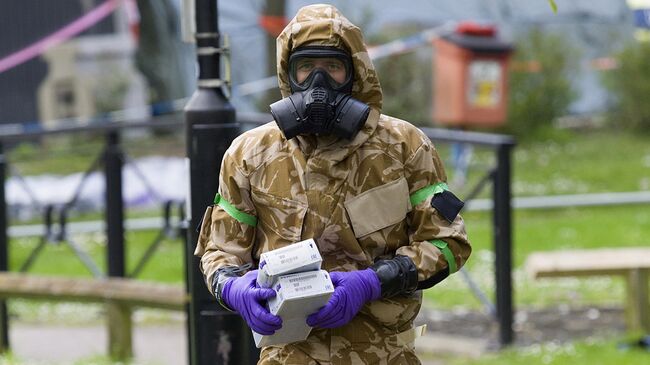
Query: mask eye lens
325 59 343 71
296 59 315 74
292 56 349 87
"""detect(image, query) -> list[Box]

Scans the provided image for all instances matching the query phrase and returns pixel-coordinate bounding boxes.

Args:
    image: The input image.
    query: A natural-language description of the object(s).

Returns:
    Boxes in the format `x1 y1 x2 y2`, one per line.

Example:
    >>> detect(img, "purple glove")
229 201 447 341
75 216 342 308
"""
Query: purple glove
222 270 282 335
306 269 381 329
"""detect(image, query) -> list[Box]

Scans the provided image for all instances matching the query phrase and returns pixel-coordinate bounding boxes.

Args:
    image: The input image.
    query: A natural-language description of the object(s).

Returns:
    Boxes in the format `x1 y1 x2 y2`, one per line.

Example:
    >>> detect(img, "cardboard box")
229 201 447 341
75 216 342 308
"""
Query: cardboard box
253 269 334 348
257 238 322 288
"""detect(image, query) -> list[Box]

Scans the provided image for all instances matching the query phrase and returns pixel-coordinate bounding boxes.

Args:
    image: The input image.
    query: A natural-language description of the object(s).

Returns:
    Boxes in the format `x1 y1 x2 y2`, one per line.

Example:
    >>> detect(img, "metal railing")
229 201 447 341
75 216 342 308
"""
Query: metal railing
0 114 516 356
0 116 189 354
421 127 516 346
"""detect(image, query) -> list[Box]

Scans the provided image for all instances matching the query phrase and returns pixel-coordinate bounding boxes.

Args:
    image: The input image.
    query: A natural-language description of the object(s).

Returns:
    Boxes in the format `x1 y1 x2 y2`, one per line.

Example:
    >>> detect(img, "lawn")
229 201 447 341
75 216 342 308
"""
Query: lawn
0 354 161 365
425 204 650 310
422 129 650 308
435 129 650 198
2 128 649 364
8 230 184 284
432 336 650 365
6 129 650 313
508 131 650 195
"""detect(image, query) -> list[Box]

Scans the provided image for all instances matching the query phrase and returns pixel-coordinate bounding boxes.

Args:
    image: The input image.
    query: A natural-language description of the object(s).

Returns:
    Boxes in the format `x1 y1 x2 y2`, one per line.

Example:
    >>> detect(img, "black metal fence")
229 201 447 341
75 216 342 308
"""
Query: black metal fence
0 114 515 358
420 127 516 345
0 117 188 354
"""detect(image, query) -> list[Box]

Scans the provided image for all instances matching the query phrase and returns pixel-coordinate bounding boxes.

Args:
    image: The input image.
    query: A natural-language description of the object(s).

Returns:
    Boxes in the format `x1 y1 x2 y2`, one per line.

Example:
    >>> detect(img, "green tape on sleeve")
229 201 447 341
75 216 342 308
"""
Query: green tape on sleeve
410 182 449 207
214 193 257 227
429 239 457 273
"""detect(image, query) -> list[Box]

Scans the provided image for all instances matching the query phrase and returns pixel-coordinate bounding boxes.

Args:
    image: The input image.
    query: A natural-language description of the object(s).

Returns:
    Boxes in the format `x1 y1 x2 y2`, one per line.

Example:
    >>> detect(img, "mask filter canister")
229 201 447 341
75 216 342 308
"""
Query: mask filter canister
270 47 370 140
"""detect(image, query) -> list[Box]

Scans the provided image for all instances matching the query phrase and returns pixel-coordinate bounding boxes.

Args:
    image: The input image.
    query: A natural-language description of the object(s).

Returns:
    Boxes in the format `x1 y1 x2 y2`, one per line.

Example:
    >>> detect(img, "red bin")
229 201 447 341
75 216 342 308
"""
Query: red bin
433 22 514 127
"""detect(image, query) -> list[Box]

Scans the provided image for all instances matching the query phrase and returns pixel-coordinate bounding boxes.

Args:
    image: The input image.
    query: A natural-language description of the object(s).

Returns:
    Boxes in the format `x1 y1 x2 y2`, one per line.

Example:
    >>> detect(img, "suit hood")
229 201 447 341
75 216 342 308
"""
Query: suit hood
276 4 383 112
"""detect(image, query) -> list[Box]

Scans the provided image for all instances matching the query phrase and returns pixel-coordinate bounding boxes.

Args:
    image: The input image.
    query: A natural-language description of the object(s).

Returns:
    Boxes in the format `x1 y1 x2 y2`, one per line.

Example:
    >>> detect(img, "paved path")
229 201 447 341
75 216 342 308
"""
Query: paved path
11 322 187 365
9 321 483 364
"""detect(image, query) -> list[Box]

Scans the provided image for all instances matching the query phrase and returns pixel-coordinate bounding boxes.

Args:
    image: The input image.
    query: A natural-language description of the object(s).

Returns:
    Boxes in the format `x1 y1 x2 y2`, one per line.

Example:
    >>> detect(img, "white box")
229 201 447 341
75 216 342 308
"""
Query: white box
253 269 334 348
257 238 322 288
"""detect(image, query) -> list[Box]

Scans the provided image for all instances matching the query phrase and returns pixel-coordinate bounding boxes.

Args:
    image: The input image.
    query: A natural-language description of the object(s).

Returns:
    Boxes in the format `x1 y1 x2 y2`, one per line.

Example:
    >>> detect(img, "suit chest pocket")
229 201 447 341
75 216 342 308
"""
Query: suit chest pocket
344 177 411 238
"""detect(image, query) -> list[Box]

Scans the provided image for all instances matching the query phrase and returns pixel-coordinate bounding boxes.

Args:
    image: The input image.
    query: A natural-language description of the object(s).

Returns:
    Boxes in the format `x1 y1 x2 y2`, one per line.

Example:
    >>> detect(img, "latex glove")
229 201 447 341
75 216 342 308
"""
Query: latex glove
222 270 282 335
306 269 381 329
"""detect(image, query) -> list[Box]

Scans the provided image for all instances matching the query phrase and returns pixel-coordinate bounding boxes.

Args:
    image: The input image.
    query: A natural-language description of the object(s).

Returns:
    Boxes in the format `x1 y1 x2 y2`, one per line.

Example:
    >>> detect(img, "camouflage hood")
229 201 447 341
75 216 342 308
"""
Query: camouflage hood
275 4 383 153
276 4 382 109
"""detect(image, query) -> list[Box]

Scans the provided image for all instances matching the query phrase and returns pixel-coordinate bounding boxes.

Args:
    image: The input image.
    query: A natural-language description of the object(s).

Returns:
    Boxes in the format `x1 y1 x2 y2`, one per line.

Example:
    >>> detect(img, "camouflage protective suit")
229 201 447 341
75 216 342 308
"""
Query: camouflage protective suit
195 4 471 365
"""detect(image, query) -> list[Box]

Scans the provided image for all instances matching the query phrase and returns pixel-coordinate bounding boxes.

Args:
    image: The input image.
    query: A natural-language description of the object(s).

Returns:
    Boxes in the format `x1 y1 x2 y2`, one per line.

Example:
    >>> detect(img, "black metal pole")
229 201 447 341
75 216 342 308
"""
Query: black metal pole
493 143 515 346
105 130 131 361
106 131 125 278
185 1 253 364
0 142 9 353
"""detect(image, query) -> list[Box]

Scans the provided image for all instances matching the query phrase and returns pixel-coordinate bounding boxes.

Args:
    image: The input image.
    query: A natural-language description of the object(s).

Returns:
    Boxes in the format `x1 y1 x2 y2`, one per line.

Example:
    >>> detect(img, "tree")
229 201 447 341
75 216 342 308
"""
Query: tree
602 41 650 133
505 28 580 139
370 24 433 126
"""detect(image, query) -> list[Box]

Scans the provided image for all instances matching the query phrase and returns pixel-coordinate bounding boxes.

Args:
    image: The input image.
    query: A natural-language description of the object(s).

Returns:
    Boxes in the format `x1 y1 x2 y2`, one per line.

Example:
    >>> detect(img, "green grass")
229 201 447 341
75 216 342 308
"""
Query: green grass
435 129 650 198
8 137 105 177
0 353 162 365
8 128 650 313
9 231 183 284
465 205 650 266
439 336 650 365
8 132 184 177
425 204 650 310
3 129 650 363
510 131 650 195
423 129 650 310
7 230 184 324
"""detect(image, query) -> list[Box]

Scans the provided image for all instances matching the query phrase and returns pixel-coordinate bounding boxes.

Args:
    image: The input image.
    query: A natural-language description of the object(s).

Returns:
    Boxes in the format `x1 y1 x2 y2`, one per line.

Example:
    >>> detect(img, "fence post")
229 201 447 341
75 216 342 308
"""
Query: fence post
185 1 255 364
493 142 515 346
106 130 125 278
0 142 9 353
105 130 131 360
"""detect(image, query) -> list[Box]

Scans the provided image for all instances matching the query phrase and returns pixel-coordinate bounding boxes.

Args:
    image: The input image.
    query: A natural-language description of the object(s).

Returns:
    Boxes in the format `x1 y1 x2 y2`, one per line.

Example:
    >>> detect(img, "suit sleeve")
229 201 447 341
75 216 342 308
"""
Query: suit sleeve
396 139 472 289
193 149 257 295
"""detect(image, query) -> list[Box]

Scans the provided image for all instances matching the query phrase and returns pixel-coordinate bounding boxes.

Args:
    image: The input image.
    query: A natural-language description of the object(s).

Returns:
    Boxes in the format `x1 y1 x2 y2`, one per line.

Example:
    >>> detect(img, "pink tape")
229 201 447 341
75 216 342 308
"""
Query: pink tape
0 0 121 74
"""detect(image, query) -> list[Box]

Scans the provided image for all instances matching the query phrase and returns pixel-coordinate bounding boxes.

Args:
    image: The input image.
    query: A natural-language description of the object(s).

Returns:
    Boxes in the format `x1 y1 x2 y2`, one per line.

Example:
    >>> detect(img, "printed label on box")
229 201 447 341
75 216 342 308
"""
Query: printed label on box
254 269 333 348
257 238 322 288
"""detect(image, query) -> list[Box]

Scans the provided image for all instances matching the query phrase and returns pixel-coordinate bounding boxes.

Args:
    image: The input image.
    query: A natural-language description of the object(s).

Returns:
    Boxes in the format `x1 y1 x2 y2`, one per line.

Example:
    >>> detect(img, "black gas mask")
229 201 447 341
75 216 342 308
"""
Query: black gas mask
270 46 370 140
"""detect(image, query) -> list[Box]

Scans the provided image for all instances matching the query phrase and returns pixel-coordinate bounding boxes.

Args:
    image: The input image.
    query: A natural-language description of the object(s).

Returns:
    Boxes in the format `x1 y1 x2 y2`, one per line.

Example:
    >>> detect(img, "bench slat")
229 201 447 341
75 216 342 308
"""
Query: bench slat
0 273 187 310
526 248 650 279
525 248 650 333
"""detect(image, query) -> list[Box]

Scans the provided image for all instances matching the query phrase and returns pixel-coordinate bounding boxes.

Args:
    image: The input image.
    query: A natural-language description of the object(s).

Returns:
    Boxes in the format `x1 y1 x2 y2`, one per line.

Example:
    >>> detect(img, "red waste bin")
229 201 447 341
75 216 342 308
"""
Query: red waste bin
433 22 514 127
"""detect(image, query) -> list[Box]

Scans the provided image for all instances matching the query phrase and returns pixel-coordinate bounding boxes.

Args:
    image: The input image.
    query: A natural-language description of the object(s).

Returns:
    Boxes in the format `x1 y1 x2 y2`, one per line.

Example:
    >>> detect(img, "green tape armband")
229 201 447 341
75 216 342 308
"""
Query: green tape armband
429 239 457 274
410 182 449 207
214 193 257 227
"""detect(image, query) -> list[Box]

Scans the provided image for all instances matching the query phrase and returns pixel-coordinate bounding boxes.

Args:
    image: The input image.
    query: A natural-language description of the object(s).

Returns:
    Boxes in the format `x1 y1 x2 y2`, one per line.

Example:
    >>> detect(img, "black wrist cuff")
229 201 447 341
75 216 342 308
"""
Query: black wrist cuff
370 255 418 299
212 264 252 310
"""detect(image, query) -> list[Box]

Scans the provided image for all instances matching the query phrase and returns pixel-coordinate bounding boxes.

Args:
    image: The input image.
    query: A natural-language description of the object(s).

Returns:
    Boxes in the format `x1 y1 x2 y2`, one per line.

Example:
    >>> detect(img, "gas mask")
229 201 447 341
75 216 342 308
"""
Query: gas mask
270 46 370 140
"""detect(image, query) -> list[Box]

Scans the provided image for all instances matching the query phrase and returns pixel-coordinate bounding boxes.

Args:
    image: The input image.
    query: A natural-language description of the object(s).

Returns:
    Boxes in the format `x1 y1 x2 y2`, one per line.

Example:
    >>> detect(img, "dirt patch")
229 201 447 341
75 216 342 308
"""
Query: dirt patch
416 305 627 349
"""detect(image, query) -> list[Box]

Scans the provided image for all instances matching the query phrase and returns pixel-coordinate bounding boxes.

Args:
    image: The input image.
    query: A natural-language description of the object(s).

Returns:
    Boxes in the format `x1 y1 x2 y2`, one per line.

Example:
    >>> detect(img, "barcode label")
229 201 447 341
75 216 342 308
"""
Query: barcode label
280 256 299 265
289 273 317 283
294 285 313 292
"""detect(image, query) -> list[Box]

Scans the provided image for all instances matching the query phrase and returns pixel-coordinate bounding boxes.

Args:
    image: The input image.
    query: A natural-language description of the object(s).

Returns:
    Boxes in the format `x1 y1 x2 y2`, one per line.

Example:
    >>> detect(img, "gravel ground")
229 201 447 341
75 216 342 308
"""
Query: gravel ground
6 305 629 364
10 322 186 365
418 305 627 350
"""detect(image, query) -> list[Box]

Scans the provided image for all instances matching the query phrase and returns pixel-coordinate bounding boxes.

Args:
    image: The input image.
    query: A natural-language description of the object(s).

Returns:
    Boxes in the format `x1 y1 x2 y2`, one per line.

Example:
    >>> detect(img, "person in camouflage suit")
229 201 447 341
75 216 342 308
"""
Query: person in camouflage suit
195 4 472 364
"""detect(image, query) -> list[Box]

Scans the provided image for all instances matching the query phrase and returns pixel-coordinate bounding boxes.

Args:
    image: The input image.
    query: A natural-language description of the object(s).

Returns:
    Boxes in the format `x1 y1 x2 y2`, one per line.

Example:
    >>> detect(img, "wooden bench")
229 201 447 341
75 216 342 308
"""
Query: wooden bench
0 273 187 360
525 248 650 332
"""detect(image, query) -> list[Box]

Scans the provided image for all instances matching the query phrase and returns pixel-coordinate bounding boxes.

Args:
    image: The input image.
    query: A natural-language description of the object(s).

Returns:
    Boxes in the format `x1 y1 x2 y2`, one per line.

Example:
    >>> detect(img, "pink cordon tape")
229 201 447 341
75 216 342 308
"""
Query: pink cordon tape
0 0 122 74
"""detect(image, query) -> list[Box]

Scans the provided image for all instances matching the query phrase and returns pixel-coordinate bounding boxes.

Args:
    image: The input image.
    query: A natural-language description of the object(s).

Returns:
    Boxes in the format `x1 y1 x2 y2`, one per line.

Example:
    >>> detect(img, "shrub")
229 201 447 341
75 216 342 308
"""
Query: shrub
601 41 650 133
369 25 433 126
505 28 580 140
